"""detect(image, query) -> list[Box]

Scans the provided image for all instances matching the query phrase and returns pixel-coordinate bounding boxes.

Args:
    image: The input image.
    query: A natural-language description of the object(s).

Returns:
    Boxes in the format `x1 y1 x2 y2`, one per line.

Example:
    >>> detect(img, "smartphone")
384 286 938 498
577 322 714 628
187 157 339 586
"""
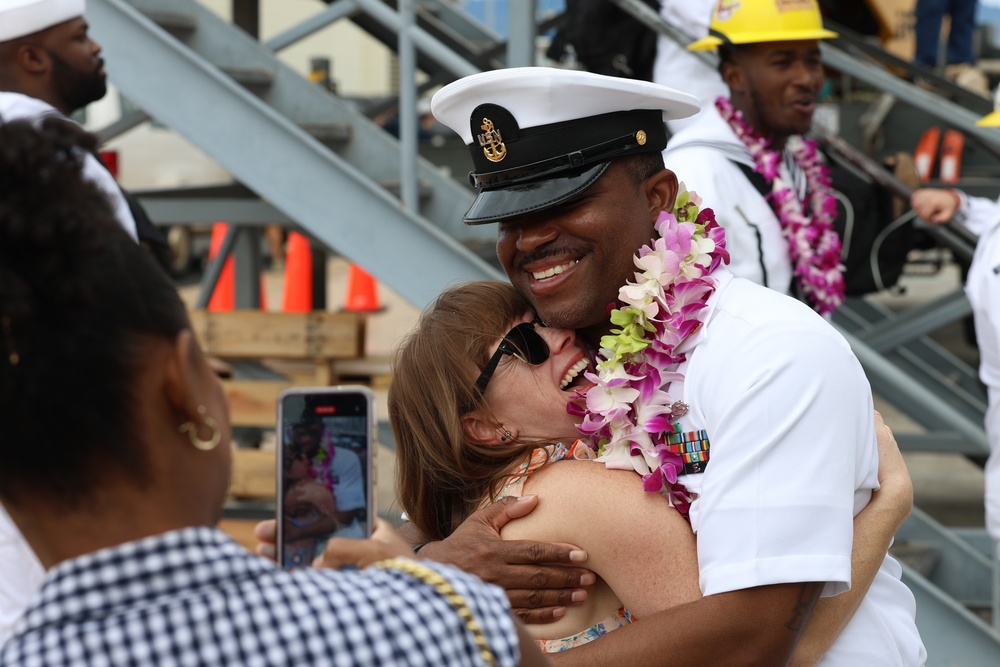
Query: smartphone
276 386 376 569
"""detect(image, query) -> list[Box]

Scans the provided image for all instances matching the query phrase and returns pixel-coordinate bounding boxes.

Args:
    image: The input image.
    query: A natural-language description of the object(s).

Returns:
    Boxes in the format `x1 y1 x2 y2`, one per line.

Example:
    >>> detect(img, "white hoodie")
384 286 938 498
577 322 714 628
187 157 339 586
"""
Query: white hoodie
664 100 798 296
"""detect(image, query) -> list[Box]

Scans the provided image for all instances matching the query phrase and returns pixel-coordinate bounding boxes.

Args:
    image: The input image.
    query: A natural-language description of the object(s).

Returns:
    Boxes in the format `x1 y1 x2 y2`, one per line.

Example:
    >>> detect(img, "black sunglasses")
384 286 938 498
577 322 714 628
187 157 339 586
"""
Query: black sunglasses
473 322 550 396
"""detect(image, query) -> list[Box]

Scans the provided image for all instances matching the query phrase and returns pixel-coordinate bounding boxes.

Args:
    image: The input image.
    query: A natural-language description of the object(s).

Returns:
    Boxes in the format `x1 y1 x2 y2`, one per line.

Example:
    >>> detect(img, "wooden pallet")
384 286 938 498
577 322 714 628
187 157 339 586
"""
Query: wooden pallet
190 309 373 549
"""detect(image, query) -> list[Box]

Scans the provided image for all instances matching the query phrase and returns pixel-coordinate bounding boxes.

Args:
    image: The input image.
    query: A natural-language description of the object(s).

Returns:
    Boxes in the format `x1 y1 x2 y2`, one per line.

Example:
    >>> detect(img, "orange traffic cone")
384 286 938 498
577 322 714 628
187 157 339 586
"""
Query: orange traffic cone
207 222 235 312
343 264 382 313
282 232 313 313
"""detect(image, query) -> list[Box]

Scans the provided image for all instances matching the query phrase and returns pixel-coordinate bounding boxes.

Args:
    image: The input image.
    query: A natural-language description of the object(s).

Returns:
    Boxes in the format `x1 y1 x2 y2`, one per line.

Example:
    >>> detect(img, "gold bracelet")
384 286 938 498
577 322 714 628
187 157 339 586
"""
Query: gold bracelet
375 558 497 667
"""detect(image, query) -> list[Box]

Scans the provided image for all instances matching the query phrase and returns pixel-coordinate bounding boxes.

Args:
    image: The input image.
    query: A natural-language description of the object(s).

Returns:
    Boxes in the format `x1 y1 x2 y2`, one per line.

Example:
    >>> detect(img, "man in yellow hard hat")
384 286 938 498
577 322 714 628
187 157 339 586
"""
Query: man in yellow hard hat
663 0 846 315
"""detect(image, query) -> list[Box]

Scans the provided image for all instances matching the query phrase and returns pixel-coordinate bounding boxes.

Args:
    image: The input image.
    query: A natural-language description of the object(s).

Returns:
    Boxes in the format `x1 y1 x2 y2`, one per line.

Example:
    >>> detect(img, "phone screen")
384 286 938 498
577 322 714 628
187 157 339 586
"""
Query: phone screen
277 388 374 569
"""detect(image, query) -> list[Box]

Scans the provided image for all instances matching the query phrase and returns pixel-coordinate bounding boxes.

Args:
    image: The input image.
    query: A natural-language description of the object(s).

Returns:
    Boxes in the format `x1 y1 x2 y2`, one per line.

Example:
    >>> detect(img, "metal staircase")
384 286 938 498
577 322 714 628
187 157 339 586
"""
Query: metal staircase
89 0 504 312
87 0 1000 662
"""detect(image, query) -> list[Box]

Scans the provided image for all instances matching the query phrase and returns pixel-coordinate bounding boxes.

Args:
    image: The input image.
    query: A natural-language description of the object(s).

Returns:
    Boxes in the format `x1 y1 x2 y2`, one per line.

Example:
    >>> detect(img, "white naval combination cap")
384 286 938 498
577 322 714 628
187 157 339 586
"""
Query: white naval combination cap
0 0 85 42
431 67 701 224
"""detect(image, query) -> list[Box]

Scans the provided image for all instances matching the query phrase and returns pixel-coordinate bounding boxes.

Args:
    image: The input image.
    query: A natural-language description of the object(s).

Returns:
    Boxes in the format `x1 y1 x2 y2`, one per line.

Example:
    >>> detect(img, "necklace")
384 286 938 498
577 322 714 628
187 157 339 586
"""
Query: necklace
576 187 728 517
715 96 845 315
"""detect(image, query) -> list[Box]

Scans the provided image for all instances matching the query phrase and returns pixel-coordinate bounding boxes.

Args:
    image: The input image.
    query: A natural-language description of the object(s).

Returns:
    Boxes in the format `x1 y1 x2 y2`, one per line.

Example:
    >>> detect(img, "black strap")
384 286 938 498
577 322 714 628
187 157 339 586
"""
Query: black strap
732 160 770 198
728 158 804 295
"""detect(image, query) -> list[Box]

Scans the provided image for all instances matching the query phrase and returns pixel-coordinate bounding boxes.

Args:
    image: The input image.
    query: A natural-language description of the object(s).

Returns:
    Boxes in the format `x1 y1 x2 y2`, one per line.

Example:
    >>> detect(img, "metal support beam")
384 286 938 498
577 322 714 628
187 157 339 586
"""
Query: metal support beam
857 290 972 352
506 0 535 67
835 298 986 426
895 432 985 453
901 562 1000 665
234 227 262 308
398 0 419 212
838 328 989 455
94 108 151 143
353 0 480 77
138 197 293 225
195 224 238 309
264 0 360 52
232 0 259 38
899 507 994 606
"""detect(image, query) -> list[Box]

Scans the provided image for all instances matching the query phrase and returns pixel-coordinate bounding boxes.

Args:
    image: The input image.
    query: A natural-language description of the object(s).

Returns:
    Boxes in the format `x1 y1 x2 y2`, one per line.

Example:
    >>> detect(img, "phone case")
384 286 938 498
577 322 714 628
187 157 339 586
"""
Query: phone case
275 386 376 569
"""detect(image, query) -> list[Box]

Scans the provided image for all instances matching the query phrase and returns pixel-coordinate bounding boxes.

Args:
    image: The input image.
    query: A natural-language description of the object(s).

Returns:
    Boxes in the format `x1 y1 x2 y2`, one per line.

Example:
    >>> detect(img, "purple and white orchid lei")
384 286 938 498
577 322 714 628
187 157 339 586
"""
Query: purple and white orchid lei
715 96 845 315
572 186 729 518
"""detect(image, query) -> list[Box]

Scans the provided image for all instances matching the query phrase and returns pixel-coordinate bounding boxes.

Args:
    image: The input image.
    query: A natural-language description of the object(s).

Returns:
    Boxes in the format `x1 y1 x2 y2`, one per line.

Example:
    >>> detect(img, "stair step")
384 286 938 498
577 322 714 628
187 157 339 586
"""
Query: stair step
380 180 435 200
300 122 353 144
140 8 197 33
219 66 275 88
967 605 995 628
889 540 941 578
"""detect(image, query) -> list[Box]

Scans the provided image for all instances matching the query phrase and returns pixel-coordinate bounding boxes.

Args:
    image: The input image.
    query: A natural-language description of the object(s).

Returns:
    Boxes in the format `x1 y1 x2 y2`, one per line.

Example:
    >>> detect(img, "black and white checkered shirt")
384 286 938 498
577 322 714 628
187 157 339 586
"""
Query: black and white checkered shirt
0 527 520 666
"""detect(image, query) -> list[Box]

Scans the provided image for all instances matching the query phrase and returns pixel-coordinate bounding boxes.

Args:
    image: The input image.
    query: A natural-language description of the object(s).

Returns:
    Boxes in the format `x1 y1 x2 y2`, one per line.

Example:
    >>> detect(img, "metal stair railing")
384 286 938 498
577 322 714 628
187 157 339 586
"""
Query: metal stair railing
90 0 503 310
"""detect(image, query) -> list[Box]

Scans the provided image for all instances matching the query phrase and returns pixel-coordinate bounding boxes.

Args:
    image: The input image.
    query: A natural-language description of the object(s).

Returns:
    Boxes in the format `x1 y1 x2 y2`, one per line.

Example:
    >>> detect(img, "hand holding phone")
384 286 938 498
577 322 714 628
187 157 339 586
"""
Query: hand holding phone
313 518 415 570
276 386 376 569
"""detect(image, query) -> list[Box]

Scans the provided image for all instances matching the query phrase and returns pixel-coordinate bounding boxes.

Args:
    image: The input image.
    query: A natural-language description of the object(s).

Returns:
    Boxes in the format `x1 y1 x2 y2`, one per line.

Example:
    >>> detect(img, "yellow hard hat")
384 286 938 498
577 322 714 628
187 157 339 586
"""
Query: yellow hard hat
979 86 1000 126
978 110 1000 127
689 0 838 51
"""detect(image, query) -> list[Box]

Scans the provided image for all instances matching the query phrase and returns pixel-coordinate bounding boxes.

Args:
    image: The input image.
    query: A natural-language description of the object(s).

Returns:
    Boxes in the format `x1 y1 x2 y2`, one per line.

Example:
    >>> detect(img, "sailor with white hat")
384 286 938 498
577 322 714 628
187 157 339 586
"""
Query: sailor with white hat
0 0 137 242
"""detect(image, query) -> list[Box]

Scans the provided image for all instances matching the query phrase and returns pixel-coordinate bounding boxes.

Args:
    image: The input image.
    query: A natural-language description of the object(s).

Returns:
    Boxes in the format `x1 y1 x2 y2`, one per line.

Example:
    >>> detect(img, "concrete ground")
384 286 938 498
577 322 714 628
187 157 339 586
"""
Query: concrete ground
183 251 990 532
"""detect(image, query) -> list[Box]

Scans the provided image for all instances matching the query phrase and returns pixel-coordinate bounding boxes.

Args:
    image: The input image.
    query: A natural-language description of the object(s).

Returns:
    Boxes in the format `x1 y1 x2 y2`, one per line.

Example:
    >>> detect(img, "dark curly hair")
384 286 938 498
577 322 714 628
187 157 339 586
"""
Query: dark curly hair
0 118 188 506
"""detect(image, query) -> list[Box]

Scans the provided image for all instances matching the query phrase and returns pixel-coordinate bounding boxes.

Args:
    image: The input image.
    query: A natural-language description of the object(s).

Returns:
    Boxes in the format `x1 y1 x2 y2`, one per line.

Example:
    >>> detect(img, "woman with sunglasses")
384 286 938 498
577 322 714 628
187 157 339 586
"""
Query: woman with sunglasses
389 280 914 658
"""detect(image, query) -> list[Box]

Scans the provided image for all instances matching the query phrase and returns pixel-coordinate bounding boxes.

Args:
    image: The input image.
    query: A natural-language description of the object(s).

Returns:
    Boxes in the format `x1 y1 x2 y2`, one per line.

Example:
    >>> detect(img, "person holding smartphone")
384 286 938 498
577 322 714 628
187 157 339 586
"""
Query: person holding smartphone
0 118 547 667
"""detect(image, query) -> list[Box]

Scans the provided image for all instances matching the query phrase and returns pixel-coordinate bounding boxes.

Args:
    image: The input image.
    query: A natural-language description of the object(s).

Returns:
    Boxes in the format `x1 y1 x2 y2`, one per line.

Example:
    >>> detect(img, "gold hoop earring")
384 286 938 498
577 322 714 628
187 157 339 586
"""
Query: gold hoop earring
179 405 221 451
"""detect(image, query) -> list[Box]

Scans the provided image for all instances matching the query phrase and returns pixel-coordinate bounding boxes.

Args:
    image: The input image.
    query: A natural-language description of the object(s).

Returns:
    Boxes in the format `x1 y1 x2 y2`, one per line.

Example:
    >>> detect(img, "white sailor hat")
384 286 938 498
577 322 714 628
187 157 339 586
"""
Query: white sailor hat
432 67 700 224
0 0 85 42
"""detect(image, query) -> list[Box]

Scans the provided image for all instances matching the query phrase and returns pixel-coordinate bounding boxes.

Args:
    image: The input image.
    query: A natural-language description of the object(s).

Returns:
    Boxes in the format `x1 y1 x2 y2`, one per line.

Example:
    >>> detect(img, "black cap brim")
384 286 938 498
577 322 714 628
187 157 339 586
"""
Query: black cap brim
463 162 610 225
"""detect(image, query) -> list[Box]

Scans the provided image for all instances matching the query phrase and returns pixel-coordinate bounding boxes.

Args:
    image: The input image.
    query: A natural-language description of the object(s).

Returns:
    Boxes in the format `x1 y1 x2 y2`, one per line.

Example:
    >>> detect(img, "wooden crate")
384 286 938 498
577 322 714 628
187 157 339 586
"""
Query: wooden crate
190 310 374 430
190 309 366 385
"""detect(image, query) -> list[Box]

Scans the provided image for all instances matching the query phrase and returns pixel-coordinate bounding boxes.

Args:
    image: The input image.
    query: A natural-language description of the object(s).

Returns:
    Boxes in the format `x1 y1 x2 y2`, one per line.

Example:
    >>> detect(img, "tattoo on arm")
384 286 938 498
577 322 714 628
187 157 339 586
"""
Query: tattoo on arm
786 582 823 632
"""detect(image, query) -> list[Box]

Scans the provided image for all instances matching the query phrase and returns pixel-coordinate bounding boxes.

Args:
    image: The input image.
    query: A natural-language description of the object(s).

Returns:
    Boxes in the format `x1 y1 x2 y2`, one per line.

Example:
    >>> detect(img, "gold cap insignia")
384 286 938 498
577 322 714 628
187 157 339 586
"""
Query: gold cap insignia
478 118 507 163
635 130 647 146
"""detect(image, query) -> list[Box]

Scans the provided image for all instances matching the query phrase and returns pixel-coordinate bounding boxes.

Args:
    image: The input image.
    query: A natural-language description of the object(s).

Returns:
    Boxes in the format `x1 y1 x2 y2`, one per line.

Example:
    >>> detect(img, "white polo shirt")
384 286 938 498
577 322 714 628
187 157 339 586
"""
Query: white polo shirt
671 267 925 666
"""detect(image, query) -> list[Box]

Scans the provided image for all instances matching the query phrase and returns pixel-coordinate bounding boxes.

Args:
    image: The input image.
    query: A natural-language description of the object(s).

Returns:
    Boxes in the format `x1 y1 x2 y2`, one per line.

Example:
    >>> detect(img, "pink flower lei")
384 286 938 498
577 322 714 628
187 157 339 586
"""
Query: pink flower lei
715 96 845 315
572 186 729 517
